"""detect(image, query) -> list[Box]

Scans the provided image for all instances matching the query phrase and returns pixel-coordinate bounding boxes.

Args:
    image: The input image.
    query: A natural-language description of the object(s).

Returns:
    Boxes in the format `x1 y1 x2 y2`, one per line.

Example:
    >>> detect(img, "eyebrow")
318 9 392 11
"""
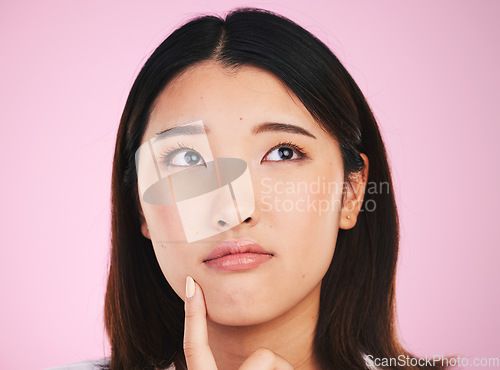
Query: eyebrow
153 124 208 142
252 122 316 139
153 121 316 141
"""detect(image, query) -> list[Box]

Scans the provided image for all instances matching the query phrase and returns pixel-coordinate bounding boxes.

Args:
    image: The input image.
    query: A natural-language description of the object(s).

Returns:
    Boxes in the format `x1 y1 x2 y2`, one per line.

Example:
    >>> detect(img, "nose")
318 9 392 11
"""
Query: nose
210 157 257 232
211 183 258 230
211 190 240 232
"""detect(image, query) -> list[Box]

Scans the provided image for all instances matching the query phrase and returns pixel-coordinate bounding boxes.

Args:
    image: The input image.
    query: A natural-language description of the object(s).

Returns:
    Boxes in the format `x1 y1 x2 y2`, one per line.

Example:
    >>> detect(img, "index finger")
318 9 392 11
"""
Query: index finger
183 276 218 370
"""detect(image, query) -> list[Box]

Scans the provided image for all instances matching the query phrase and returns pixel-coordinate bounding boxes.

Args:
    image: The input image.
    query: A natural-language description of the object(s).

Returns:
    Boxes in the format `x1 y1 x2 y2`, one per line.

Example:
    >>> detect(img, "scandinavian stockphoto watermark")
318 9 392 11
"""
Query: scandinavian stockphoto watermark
365 354 500 368
260 177 389 215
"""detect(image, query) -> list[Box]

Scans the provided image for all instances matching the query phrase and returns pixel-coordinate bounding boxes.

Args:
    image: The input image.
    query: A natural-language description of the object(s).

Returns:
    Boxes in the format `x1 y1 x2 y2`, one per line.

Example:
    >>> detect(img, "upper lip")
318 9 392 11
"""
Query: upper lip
203 239 273 262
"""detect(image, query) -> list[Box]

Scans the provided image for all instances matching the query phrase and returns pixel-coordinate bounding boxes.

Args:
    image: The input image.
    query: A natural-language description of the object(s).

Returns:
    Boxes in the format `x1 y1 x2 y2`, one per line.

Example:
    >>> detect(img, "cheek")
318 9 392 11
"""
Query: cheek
142 203 185 242
259 177 343 273
276 193 340 253
259 176 343 233
142 202 193 299
151 241 189 300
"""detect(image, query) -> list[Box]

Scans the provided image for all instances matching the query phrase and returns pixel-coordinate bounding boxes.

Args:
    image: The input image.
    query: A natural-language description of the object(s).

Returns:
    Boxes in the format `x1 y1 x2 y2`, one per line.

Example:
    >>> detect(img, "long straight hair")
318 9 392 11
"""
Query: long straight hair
105 8 444 369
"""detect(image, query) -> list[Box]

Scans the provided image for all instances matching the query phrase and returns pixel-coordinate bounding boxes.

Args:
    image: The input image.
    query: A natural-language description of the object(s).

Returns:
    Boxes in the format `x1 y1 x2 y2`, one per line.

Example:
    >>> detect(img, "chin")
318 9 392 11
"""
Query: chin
206 303 279 327
204 286 282 327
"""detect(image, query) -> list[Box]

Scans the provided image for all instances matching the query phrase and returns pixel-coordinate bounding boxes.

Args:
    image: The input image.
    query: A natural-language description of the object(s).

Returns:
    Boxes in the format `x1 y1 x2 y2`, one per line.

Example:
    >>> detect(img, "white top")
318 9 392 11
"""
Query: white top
46 359 109 370
50 355 379 369
47 359 175 370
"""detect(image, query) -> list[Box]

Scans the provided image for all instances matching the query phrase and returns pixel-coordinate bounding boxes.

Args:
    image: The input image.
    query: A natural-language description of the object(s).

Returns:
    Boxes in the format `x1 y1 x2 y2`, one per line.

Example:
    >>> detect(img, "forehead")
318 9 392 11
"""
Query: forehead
144 61 323 142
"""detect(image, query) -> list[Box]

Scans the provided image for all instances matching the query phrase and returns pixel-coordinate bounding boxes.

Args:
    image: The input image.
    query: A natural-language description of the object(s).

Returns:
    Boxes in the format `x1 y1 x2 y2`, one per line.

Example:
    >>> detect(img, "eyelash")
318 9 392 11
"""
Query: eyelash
159 142 196 165
159 141 309 166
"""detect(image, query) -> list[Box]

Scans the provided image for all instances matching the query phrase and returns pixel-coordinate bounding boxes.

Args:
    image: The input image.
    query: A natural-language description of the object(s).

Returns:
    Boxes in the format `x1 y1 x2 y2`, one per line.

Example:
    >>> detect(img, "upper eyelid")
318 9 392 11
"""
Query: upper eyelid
160 151 206 169
266 141 307 154
159 144 198 164
262 142 309 162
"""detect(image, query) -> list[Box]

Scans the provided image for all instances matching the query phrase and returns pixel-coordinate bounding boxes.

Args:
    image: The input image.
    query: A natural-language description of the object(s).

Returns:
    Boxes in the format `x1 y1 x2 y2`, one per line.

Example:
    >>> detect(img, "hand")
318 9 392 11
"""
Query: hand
183 276 294 369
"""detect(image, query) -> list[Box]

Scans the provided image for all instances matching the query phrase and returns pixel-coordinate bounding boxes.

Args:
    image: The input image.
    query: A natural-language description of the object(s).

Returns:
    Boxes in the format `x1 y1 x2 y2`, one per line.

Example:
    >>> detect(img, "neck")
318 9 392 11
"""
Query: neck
206 283 322 370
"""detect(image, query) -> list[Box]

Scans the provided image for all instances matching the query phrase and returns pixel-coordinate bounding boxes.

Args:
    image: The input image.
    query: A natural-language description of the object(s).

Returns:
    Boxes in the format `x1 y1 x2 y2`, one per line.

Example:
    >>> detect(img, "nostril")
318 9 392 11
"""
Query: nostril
218 220 227 227
243 217 252 223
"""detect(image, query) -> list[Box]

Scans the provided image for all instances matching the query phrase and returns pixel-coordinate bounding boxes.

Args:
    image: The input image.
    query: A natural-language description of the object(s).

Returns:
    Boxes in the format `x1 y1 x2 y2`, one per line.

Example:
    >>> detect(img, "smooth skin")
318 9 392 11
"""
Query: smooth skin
139 61 369 369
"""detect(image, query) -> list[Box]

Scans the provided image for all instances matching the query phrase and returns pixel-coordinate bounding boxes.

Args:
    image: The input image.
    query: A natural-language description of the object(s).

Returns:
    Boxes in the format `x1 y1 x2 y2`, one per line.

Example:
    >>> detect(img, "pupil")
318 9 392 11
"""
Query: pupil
184 151 200 164
279 148 292 159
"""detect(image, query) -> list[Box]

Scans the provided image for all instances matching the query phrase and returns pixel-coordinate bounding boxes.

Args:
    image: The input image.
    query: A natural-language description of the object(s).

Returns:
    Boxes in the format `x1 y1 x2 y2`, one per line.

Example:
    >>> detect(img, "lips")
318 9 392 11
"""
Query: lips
203 239 273 271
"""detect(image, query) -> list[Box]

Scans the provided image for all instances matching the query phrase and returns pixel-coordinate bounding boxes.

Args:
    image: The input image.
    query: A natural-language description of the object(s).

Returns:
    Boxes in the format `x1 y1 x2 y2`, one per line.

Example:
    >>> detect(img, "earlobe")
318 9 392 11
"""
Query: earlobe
139 209 151 240
339 153 369 230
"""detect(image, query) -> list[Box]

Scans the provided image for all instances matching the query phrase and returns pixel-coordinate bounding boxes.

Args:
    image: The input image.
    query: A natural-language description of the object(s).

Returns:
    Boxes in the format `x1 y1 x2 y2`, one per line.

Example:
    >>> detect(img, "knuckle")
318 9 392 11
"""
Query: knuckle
247 348 293 369
184 312 196 319
183 340 195 353
183 346 196 360
253 347 275 362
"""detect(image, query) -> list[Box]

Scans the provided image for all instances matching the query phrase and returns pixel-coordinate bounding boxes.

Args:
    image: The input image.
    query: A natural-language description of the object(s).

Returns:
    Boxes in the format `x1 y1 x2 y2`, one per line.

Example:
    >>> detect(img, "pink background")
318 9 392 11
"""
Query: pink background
1 1 499 369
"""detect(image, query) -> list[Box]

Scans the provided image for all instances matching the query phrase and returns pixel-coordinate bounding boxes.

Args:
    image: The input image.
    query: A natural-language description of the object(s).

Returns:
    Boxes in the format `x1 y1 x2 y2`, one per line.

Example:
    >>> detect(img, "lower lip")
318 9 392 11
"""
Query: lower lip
204 253 272 271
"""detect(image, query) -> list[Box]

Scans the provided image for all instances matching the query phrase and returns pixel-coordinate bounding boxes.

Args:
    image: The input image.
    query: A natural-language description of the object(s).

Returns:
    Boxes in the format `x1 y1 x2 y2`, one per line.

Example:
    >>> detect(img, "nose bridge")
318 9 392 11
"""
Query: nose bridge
209 157 256 231
205 125 258 220
206 122 248 160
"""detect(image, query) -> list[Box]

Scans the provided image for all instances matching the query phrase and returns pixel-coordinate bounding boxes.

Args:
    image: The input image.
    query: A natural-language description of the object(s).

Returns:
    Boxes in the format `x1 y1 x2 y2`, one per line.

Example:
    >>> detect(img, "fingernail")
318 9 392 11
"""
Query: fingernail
186 276 195 299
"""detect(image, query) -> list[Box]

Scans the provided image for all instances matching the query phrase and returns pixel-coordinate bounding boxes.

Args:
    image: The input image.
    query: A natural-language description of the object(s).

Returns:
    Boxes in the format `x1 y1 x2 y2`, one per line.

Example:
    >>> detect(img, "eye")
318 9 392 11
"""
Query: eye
266 147 297 161
171 149 205 166
262 142 308 162
161 145 206 167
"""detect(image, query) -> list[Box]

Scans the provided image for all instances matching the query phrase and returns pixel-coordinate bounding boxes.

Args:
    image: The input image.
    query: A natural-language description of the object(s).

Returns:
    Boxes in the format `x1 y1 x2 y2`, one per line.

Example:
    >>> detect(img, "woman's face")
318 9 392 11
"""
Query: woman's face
138 61 353 326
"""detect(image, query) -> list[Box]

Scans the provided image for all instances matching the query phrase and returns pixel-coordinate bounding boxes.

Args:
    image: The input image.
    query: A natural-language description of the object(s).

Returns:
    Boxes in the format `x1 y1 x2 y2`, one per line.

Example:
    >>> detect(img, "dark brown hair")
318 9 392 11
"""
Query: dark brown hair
105 8 447 369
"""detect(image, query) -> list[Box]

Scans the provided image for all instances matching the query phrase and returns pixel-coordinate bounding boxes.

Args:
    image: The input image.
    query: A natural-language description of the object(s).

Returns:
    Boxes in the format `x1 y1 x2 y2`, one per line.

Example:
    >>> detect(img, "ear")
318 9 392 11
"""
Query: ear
339 153 369 230
139 207 151 239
